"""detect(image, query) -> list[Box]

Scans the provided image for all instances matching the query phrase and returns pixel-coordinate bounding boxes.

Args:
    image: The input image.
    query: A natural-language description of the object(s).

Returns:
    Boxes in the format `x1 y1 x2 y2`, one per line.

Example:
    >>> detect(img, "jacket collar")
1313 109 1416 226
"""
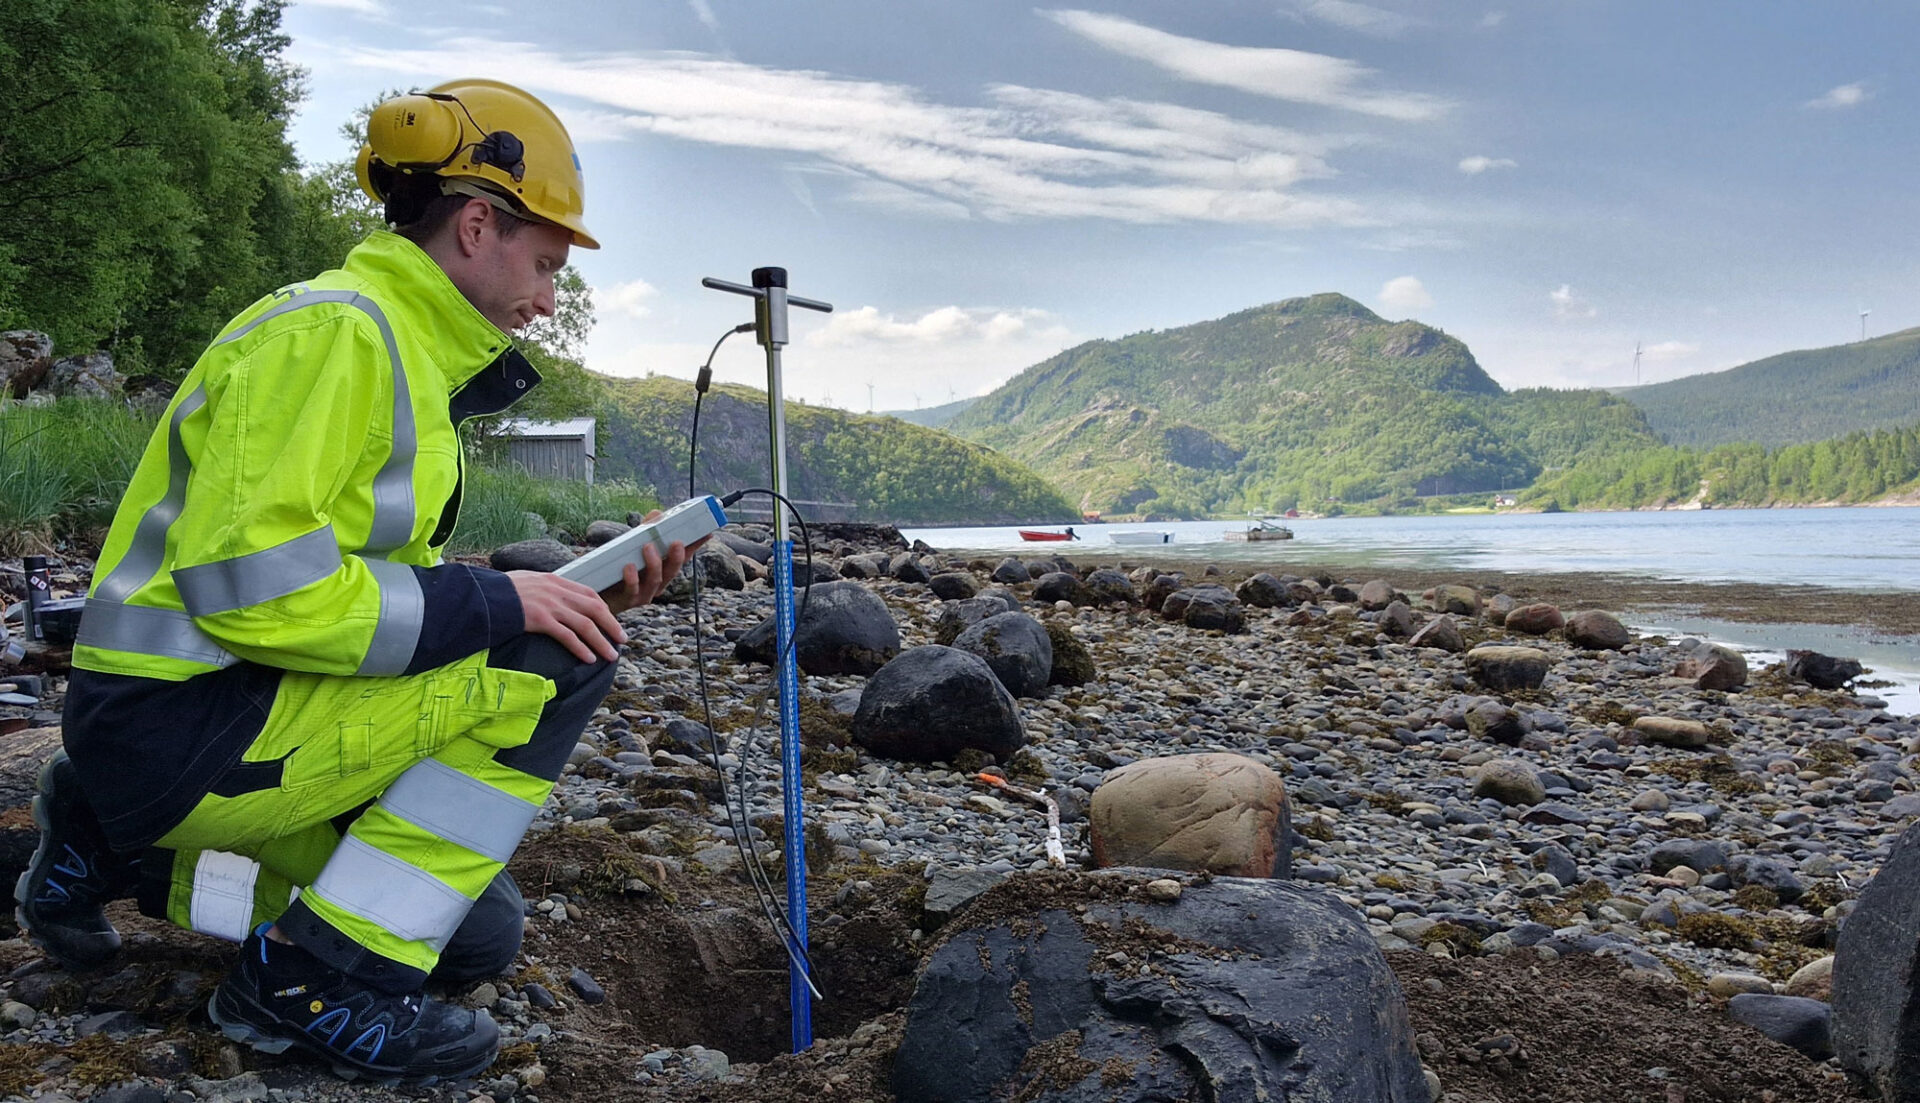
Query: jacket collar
342 231 514 391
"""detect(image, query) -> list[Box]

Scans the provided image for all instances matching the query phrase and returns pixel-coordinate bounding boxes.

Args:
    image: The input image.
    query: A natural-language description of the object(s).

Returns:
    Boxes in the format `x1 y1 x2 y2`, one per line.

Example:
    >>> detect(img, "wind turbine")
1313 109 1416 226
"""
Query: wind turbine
1860 307 1872 342
866 382 874 413
1632 340 1642 386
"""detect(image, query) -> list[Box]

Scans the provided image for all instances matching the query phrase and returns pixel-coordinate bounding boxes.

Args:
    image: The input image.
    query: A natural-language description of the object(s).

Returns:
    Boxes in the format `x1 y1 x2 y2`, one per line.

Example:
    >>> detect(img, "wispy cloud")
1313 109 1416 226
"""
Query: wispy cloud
1806 82 1869 110
1378 276 1433 312
687 0 732 56
600 278 658 320
320 40 1374 226
688 0 720 35
1457 154 1516 174
810 305 1072 348
1040 9 1446 121
1287 0 1421 37
1549 284 1597 320
1479 11 1506 28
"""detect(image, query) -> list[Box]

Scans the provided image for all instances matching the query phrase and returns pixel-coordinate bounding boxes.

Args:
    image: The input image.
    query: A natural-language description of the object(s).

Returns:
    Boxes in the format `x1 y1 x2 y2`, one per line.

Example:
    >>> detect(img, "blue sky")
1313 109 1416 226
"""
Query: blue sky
281 0 1920 412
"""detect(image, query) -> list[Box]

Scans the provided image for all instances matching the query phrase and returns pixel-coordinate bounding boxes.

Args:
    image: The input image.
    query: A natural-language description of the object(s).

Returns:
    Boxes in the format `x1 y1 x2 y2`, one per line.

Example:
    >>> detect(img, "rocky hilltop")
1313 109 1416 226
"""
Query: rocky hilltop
942 293 1660 517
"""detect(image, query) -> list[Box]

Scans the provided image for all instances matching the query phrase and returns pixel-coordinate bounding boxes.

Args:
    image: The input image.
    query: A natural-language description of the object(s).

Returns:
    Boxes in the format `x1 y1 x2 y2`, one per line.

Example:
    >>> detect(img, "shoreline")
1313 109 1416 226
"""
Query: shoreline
1040 552 1920 638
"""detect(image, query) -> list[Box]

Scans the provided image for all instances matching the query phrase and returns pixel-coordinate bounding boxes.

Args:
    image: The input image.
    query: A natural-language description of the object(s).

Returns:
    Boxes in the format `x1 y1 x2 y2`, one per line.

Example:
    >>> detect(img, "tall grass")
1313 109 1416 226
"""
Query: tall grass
450 463 657 555
0 397 158 555
0 398 651 559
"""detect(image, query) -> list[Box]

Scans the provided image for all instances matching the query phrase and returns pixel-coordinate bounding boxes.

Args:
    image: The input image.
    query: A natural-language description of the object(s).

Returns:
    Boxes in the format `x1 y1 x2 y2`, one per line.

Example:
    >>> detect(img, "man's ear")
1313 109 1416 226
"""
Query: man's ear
452 197 494 258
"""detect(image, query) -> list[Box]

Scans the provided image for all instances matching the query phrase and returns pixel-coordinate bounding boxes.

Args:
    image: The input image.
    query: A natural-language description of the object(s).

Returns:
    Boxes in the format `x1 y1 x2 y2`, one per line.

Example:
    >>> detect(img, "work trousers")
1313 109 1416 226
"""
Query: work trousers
135 634 614 994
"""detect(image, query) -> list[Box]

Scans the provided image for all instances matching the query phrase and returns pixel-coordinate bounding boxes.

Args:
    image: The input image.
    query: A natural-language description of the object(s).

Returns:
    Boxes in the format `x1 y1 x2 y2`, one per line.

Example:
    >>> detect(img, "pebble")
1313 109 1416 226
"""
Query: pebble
567 967 606 1005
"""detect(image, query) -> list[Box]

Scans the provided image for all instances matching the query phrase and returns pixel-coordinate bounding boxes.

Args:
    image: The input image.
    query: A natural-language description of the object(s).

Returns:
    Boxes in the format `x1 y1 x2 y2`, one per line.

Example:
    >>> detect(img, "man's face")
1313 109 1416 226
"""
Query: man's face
465 212 573 333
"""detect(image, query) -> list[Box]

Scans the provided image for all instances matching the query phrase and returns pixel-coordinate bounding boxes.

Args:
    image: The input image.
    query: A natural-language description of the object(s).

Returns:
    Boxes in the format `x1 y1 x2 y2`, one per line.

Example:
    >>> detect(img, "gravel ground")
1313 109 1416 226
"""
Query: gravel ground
0 539 1911 1101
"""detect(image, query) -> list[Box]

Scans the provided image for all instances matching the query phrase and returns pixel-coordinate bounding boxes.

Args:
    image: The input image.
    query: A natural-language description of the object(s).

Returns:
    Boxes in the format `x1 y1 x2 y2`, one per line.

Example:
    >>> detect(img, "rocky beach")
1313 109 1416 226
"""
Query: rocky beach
1 523 1916 1103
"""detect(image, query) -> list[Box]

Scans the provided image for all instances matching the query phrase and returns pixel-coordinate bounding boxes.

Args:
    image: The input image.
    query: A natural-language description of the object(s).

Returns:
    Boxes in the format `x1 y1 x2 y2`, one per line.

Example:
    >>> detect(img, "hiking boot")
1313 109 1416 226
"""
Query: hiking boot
13 750 132 970
208 924 500 1085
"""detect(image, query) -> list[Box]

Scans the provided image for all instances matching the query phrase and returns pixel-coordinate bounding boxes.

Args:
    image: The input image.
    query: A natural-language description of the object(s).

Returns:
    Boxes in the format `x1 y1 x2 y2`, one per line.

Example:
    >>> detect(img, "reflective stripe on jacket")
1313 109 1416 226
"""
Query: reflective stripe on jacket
75 232 536 681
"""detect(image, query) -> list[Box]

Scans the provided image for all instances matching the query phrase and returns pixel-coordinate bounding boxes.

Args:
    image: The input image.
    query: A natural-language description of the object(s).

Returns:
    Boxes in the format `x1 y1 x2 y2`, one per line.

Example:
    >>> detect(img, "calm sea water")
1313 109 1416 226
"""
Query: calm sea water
902 506 1920 591
900 506 1920 715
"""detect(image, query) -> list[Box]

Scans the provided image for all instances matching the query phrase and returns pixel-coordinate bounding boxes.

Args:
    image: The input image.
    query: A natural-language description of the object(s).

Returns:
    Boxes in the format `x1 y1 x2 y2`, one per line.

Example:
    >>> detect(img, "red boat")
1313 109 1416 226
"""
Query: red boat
1018 528 1077 541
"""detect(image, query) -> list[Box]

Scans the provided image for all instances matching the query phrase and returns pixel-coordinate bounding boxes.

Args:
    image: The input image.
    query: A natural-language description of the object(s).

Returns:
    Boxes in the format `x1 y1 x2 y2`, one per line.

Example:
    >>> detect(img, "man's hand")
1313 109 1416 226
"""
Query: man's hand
507 570 630 663
599 509 704 615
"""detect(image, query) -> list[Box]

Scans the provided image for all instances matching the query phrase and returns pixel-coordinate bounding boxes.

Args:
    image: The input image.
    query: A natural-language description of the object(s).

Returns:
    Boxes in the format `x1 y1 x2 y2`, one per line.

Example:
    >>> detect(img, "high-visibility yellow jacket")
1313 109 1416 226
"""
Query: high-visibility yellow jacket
68 231 542 848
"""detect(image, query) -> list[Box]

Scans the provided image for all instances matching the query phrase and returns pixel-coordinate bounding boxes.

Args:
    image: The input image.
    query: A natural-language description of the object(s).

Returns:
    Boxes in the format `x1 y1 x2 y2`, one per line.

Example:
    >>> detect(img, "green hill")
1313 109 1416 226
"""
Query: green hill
881 395 979 429
1616 327 1920 448
942 294 1662 517
593 376 1076 525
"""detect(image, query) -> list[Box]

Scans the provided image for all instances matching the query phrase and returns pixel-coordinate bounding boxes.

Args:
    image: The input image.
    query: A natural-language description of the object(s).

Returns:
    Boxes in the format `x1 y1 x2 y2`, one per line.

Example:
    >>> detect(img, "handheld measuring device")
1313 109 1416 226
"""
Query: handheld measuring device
553 494 727 592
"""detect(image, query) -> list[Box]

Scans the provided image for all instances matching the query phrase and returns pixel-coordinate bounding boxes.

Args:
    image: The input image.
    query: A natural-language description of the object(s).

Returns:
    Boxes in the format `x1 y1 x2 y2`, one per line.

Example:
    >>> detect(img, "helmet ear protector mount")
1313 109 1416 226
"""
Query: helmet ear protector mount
356 78 599 249
367 92 526 182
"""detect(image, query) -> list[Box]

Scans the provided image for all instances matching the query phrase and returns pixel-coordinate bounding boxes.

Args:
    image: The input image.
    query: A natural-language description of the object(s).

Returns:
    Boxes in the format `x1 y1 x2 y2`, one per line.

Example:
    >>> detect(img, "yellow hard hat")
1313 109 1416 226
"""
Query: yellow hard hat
356 78 598 249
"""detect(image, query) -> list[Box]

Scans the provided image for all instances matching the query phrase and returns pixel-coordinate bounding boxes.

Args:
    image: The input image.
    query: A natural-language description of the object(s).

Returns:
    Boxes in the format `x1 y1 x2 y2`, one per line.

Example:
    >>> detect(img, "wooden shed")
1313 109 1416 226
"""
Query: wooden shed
499 417 596 484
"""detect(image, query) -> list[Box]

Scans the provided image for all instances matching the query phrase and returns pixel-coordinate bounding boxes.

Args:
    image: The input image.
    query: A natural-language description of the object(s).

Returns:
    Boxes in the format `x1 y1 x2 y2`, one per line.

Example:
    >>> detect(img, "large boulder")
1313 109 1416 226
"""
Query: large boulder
734 580 900 675
1141 573 1185 612
1032 571 1092 606
1473 759 1545 806
838 552 892 580
1786 649 1865 690
893 872 1429 1103
711 530 772 564
1160 585 1234 624
1464 645 1550 691
991 557 1030 584
1407 614 1465 652
45 352 124 399
1045 623 1096 687
1729 994 1833 1061
1674 641 1748 691
0 331 52 397
1082 569 1136 606
1234 573 1289 609
490 537 574 573
583 519 630 547
1565 610 1631 650
1172 588 1245 633
935 596 1018 645
927 571 980 601
1427 584 1481 616
889 552 932 584
953 611 1054 698
1633 716 1712 749
1090 753 1290 878
1836 821 1920 1099
1377 600 1414 638
851 645 1024 762
692 543 746 591
1358 579 1399 611
1503 602 1565 636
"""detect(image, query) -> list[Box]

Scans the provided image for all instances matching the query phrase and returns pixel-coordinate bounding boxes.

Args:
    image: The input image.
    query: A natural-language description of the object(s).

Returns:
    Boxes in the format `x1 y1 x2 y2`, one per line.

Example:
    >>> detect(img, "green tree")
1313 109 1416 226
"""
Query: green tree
0 0 359 374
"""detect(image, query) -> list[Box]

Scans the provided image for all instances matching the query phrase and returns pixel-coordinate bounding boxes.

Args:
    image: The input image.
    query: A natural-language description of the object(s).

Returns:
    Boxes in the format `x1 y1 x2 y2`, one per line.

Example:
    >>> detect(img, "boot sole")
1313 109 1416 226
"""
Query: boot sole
207 986 499 1087
13 752 120 971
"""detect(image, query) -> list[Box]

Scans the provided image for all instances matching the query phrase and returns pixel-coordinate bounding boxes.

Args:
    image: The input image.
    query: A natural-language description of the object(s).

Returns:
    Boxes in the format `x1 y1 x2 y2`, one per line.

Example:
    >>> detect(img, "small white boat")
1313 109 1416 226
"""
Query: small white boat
1108 530 1173 545
1223 519 1293 541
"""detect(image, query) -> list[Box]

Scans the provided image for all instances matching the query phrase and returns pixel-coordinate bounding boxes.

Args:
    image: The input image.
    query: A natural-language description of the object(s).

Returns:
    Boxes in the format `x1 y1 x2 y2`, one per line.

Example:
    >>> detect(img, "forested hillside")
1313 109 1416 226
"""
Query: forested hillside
597 377 1076 525
943 294 1662 517
1616 327 1920 449
0 0 373 374
1522 421 1920 510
